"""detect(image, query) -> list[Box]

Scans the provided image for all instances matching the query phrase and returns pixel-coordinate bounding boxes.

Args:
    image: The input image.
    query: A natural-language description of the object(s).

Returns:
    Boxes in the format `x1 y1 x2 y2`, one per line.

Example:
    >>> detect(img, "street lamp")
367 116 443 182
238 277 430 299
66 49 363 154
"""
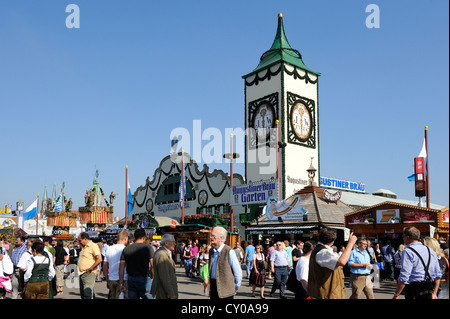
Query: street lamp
223 134 240 234
275 120 287 198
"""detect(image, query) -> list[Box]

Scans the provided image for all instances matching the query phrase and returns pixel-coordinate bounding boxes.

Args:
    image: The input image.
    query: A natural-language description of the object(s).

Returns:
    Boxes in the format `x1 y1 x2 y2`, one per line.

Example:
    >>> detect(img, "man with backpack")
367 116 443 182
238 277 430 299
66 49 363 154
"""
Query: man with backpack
393 227 441 299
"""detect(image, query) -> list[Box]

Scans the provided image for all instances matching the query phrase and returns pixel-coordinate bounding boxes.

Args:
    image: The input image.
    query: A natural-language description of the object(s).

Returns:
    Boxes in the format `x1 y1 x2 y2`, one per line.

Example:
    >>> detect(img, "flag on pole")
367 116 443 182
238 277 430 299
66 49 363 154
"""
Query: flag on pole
179 177 186 204
23 199 38 221
179 164 186 204
408 138 428 181
127 178 133 216
54 195 63 213
418 138 427 159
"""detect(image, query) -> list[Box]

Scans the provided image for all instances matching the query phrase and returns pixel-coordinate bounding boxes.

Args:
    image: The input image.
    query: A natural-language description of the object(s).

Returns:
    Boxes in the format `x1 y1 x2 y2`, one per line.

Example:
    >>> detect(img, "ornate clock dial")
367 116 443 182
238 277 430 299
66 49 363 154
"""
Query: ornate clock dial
248 92 278 149
253 103 274 141
287 92 315 148
291 102 311 140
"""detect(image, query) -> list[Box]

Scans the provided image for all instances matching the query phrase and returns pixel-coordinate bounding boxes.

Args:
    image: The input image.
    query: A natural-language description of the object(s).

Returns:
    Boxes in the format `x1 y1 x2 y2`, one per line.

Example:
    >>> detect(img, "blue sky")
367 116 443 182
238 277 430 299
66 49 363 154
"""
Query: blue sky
1 0 448 219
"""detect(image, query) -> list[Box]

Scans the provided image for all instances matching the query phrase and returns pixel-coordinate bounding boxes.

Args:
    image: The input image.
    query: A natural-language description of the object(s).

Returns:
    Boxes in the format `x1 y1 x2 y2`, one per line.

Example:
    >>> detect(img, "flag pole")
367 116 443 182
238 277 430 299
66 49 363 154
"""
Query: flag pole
36 193 39 235
125 165 128 228
181 150 185 225
425 126 430 208
276 120 281 197
230 134 234 235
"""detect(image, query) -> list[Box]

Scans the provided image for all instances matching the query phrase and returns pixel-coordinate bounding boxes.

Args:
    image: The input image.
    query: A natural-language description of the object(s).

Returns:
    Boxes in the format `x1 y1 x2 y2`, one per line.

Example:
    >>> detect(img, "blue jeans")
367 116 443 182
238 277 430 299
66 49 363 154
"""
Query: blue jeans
270 266 289 297
127 275 152 299
246 260 254 279
184 259 192 277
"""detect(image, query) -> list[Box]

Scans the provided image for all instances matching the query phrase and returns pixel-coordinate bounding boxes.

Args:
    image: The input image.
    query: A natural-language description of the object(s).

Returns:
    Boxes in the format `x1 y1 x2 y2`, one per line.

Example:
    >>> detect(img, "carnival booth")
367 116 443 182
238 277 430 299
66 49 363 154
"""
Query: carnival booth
46 191 78 241
344 201 448 246
245 184 354 247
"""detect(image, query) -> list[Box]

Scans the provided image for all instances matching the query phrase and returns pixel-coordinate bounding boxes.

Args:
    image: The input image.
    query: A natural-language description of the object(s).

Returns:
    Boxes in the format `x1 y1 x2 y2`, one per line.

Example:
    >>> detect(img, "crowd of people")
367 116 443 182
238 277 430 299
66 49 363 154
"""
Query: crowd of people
0 225 448 300
0 235 79 299
178 226 448 300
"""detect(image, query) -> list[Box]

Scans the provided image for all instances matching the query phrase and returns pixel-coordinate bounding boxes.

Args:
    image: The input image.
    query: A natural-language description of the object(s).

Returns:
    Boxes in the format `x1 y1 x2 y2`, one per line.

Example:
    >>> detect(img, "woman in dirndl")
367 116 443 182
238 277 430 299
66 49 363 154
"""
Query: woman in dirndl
199 245 211 296
250 245 266 299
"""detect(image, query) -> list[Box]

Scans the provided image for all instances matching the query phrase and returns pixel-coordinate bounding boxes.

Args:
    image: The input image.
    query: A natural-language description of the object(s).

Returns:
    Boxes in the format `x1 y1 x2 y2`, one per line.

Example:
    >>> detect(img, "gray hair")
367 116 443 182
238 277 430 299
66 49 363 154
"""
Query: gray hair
160 234 175 246
214 226 227 243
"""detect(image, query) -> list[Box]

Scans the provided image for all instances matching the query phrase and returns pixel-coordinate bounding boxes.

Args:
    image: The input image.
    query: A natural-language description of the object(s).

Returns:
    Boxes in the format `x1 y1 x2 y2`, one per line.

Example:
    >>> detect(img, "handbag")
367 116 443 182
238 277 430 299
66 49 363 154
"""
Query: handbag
286 269 298 292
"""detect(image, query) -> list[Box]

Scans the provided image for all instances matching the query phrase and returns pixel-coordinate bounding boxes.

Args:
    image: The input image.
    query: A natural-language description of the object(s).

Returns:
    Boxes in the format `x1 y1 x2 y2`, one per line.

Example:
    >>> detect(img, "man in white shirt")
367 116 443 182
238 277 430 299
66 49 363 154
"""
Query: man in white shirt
308 228 357 299
17 238 34 293
103 230 129 299
23 241 55 299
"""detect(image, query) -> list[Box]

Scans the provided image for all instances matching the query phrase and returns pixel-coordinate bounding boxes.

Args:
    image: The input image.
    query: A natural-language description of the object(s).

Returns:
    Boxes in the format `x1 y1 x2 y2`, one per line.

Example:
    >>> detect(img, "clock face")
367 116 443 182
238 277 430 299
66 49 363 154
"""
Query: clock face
247 92 278 149
253 103 274 140
287 92 316 148
291 102 311 140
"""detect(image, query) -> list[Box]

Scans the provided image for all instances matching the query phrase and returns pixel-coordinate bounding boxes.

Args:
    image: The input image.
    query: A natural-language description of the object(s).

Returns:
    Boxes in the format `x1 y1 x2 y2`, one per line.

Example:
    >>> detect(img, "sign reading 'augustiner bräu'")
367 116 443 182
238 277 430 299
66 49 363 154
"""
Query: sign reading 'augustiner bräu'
230 180 278 206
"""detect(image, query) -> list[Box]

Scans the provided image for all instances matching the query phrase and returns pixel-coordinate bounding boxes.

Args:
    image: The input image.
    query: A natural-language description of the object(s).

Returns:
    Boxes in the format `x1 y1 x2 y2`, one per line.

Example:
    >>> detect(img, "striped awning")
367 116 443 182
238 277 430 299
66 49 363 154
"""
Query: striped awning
80 211 113 224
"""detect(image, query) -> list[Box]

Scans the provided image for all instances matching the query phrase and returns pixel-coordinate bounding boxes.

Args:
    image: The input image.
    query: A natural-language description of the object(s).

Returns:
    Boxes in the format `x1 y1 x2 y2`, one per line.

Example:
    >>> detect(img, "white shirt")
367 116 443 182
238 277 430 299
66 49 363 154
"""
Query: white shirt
101 244 109 256
315 243 339 271
104 244 127 281
17 249 32 270
24 255 55 282
295 256 309 282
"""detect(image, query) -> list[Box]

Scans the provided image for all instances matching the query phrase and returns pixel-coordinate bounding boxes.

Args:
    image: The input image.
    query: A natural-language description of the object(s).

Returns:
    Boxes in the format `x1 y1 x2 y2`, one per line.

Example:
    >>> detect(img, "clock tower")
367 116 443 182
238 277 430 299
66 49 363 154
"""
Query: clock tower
243 13 321 199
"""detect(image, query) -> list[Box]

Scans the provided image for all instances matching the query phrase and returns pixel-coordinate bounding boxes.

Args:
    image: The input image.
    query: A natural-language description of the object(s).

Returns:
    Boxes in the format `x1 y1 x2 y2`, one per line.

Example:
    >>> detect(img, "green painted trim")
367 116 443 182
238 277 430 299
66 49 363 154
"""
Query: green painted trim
317 78 321 183
281 65 286 200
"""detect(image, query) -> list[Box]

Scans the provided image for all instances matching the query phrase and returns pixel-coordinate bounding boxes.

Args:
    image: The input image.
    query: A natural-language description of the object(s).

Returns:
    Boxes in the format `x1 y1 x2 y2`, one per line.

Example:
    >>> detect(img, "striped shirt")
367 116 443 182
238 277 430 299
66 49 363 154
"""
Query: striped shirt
11 242 28 267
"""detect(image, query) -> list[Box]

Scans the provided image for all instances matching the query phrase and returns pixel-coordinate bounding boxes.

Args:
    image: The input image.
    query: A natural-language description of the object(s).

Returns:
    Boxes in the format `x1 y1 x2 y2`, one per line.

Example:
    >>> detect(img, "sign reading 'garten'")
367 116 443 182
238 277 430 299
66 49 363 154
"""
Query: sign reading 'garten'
230 180 278 206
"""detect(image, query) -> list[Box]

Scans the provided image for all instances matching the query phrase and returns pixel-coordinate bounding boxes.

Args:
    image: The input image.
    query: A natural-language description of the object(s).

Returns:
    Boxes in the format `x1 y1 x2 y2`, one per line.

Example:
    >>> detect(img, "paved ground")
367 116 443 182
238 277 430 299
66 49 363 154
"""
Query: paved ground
46 264 401 300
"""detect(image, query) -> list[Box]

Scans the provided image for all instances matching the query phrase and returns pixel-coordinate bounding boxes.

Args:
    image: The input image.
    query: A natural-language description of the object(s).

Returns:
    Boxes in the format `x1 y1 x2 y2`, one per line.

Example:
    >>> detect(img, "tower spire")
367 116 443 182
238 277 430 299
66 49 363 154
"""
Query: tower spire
243 13 320 78
52 184 56 202
269 13 293 51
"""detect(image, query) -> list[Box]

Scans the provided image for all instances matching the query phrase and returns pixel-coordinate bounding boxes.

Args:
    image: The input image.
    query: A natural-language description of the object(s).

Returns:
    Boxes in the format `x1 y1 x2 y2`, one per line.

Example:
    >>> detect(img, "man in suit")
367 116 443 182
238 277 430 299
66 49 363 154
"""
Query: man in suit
150 234 178 299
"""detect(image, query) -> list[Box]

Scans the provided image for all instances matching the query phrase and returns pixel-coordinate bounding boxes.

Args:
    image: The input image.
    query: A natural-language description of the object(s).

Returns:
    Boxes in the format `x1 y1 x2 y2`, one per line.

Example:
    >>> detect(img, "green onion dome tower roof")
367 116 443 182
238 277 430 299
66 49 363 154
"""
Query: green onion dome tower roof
243 13 320 78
